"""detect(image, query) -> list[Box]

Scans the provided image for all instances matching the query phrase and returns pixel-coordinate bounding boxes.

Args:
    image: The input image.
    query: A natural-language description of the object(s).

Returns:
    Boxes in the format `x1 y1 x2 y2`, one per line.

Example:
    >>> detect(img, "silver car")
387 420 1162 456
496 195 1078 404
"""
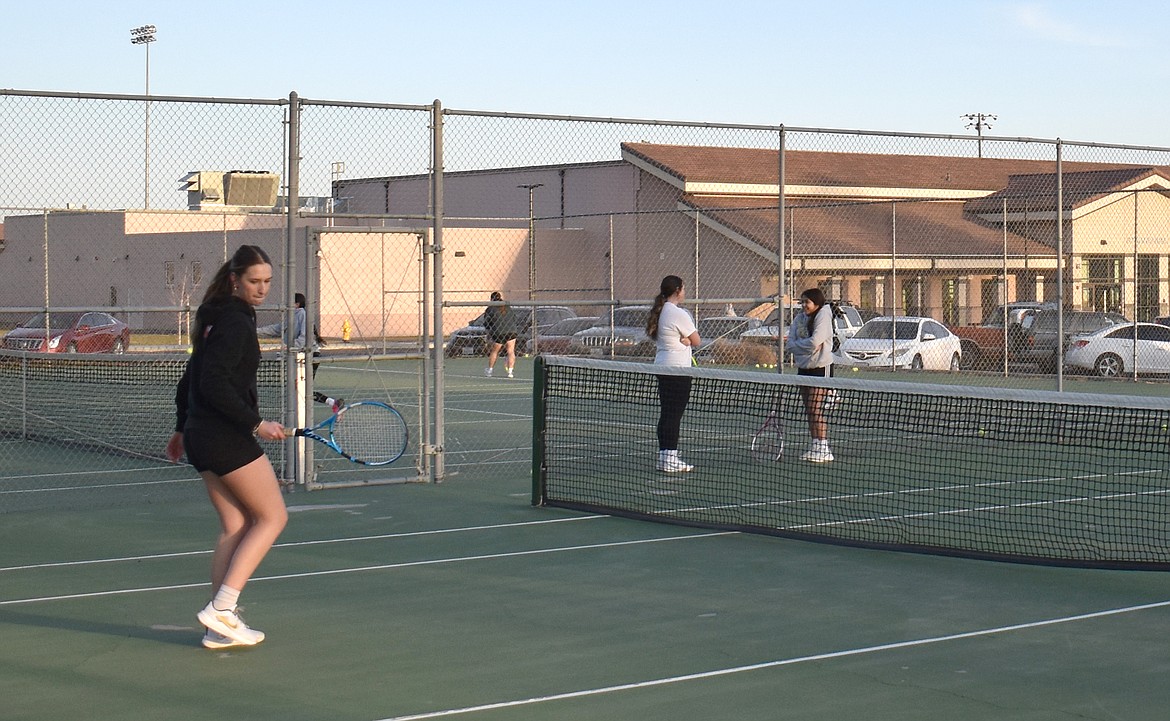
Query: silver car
568 306 653 357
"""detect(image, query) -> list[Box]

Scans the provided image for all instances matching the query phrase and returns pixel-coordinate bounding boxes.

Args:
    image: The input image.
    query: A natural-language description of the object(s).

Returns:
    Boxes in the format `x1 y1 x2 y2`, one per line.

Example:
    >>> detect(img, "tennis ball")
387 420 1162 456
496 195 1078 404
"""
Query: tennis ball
978 428 986 436
852 366 859 372
1161 422 1168 431
754 363 761 368
186 347 193 354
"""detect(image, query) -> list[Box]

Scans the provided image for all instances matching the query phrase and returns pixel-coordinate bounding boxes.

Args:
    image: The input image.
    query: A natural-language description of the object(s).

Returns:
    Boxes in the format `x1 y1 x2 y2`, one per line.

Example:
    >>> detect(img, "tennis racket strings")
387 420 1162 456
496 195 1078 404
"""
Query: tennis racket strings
330 402 408 465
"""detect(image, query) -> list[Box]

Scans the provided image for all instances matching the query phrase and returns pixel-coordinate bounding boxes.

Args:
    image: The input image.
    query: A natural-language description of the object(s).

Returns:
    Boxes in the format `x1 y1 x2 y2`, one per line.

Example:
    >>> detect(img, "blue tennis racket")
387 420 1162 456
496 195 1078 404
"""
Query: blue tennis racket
284 400 408 466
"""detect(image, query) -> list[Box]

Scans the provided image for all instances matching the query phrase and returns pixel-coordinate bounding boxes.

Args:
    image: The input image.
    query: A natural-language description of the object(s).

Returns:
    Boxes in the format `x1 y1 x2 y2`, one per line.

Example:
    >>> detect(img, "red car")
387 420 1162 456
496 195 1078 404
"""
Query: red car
3 311 130 353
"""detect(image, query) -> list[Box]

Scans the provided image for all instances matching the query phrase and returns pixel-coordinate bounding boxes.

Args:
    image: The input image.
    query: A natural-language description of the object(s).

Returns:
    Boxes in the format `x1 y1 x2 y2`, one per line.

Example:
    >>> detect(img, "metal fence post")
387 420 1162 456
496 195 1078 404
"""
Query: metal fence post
286 91 301 485
431 99 446 483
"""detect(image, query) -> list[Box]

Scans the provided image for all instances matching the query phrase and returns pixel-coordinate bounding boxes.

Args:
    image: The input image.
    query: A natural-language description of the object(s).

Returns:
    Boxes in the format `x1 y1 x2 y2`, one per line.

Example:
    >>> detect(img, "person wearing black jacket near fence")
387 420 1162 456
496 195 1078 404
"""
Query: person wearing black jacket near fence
483 291 518 378
165 244 288 650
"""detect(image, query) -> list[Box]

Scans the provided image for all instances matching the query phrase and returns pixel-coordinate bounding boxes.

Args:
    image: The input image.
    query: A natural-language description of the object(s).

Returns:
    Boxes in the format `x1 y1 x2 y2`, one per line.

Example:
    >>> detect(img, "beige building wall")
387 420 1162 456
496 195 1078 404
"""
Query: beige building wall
315 226 595 340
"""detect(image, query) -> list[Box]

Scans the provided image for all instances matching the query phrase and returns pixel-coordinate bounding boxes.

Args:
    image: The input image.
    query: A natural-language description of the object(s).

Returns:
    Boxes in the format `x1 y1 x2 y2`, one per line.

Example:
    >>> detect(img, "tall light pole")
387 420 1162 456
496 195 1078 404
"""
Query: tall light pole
131 24 157 209
962 113 996 159
518 183 543 354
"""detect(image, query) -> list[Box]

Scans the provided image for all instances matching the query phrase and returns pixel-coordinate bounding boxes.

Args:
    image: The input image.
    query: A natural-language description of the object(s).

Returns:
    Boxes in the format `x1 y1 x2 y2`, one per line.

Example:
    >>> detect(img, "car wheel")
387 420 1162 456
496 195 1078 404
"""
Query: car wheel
113 338 126 354
911 355 924 371
949 353 960 372
958 346 980 370
66 342 78 353
1094 353 1123 377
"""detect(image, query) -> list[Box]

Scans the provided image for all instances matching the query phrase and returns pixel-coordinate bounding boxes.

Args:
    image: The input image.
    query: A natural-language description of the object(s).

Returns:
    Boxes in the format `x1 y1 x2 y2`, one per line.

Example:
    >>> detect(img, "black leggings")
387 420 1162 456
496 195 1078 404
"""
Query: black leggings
656 375 692 451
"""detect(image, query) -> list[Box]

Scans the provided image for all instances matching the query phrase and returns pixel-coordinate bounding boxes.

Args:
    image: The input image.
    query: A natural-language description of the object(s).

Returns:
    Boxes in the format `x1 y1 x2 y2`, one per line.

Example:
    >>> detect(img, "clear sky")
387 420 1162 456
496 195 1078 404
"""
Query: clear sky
3 0 1168 147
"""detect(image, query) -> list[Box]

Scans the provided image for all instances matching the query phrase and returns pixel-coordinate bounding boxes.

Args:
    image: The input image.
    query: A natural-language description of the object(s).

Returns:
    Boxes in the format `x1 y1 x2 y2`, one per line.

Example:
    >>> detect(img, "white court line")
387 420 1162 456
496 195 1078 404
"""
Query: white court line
0 516 605 572
372 598 1170 721
0 531 732 605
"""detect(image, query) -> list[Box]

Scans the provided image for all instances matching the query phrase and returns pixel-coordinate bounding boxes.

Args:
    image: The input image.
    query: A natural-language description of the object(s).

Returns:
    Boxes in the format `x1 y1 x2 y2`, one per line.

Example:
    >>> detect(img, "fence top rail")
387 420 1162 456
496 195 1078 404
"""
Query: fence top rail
298 97 434 112
5 88 1169 153
442 106 1170 151
0 306 199 314
444 298 778 309
0 88 288 106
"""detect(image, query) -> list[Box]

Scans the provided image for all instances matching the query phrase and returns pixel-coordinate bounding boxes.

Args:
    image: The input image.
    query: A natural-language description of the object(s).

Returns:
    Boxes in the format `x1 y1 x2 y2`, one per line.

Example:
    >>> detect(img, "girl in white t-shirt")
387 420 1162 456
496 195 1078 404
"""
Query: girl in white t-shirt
646 275 700 473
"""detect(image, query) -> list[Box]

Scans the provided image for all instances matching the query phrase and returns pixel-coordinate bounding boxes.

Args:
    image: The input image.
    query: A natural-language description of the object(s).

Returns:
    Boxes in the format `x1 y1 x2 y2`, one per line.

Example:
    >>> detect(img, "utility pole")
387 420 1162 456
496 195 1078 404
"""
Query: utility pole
962 113 996 159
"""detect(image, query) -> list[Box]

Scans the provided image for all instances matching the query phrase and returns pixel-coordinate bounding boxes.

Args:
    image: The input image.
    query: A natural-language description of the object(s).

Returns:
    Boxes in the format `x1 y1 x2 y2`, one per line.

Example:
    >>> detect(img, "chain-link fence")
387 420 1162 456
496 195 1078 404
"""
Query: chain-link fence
3 88 1170 506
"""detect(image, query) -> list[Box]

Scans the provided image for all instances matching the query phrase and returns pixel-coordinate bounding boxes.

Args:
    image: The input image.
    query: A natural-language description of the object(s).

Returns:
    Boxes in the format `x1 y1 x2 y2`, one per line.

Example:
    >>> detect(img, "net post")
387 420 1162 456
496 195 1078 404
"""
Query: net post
531 354 547 506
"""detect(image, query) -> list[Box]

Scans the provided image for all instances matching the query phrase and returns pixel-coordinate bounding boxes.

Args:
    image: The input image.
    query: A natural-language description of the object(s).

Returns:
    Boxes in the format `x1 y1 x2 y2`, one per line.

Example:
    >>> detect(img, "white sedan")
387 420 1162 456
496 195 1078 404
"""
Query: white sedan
1065 322 1170 377
841 316 962 371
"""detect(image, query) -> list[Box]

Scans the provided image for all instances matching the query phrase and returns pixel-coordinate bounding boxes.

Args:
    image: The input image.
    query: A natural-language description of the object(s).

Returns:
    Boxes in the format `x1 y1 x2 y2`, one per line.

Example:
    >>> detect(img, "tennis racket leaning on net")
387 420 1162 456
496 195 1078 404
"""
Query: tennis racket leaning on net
750 405 785 461
750 388 840 462
283 400 408 466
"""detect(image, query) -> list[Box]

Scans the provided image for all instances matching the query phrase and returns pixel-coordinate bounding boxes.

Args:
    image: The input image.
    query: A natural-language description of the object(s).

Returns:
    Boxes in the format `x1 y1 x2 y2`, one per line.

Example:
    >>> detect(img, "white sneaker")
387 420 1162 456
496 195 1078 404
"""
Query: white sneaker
197 602 265 646
484 367 493 377
660 453 694 473
799 446 834 463
202 629 246 650
506 368 514 378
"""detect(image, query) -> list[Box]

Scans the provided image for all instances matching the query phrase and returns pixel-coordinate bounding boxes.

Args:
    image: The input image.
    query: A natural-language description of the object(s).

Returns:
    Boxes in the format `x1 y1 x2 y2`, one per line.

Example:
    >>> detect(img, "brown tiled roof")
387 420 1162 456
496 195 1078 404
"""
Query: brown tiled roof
623 142 1154 193
681 195 1049 258
965 167 1170 214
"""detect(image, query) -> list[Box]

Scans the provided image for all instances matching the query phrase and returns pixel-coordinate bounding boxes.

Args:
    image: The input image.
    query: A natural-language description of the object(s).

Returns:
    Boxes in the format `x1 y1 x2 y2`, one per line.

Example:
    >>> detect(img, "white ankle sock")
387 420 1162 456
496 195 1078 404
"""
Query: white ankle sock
212 584 241 611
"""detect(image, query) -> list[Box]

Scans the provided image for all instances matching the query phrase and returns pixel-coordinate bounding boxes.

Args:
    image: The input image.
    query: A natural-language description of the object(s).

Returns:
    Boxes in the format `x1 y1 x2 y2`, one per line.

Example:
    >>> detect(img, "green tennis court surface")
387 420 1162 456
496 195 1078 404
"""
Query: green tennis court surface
3 358 1170 719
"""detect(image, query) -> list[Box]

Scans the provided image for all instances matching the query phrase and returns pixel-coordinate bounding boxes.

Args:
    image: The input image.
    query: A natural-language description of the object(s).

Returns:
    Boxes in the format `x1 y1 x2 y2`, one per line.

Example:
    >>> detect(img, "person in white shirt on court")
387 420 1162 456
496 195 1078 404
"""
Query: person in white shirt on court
646 275 700 473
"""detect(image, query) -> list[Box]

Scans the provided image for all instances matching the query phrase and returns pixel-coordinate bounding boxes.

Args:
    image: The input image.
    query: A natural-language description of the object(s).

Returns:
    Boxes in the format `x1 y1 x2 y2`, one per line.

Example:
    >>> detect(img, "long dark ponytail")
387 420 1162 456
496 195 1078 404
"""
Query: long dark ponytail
647 275 684 339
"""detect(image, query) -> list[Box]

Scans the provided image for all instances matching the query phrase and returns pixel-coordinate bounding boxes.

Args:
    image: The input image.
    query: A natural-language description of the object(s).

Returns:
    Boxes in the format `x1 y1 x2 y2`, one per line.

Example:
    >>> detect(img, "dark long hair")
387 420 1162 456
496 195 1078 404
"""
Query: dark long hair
202 245 272 304
801 287 827 337
490 290 508 315
193 245 271 351
647 275 684 339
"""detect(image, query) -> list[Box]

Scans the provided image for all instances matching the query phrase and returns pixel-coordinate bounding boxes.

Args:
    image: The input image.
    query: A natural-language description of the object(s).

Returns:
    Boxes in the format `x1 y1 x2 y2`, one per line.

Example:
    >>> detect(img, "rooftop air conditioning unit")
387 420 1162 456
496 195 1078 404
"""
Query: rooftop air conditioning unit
224 171 280 208
179 171 224 210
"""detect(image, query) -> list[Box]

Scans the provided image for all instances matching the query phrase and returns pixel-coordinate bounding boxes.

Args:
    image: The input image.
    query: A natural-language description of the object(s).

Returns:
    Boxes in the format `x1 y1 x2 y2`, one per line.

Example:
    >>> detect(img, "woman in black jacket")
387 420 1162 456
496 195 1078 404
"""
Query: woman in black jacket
483 291 518 378
166 244 288 649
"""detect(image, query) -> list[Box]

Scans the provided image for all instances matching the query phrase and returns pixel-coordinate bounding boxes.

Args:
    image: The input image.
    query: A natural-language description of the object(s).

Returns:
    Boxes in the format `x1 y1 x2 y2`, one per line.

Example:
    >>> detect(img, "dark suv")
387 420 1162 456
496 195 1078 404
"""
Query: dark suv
1017 309 1128 372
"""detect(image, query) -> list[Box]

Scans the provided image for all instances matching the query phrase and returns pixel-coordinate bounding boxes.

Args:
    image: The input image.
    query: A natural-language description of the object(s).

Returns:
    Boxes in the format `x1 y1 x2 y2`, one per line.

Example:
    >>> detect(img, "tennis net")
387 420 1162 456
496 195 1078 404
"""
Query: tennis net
533 356 1170 569
0 351 286 510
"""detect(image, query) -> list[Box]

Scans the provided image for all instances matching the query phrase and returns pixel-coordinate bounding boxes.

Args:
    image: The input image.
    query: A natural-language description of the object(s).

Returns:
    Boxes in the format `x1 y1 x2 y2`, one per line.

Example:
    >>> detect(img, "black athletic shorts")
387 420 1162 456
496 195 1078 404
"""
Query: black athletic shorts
183 425 264 476
797 365 833 378
490 333 517 345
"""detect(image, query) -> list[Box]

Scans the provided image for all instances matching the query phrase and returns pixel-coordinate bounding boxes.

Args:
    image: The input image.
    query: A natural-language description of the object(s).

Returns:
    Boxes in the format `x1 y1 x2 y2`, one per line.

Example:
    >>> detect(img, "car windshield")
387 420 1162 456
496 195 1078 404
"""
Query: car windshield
547 318 594 335
699 319 751 337
763 308 800 326
20 312 82 329
610 308 650 328
983 307 1006 326
855 320 919 340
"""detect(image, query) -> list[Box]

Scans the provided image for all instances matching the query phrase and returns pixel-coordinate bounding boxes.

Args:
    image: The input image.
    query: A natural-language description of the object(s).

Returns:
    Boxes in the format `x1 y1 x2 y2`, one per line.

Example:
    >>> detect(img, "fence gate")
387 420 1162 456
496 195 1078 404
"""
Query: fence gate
301 227 432 489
